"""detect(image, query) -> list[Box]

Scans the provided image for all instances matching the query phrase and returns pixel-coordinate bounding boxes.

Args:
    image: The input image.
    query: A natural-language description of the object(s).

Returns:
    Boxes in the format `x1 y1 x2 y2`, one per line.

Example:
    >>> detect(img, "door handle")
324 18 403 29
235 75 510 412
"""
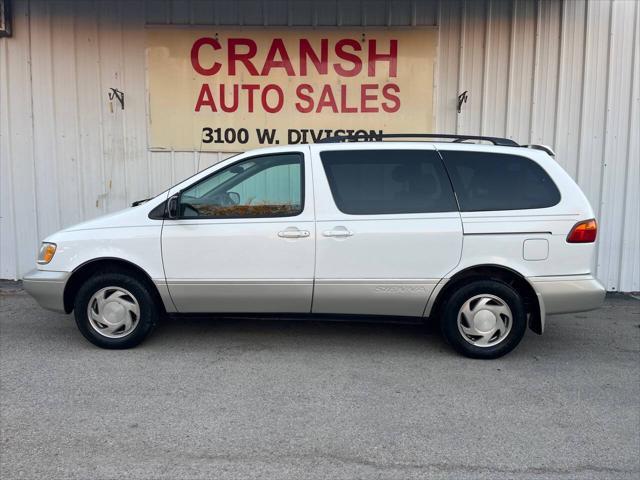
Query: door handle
323 227 353 238
278 228 310 238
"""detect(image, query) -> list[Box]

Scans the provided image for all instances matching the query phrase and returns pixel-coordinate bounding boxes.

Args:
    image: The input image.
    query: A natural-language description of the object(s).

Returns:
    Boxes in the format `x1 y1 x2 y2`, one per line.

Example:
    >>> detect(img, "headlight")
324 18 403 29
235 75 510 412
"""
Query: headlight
37 243 57 264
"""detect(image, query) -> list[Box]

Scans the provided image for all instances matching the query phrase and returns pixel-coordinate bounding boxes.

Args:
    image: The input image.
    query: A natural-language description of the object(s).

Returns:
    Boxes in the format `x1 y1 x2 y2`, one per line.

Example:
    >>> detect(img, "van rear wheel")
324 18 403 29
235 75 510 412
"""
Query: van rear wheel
74 272 158 349
440 280 526 359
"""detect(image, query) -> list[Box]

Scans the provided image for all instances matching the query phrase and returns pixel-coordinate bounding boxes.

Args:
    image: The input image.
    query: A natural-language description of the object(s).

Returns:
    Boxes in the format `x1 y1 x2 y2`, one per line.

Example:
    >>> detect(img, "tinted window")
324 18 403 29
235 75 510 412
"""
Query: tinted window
179 153 303 218
441 151 561 211
321 150 457 215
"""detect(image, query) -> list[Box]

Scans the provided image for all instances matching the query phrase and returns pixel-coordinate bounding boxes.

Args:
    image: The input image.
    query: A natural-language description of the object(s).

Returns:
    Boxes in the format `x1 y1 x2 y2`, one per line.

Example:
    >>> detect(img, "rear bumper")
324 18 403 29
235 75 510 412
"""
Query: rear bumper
22 269 69 313
528 275 606 316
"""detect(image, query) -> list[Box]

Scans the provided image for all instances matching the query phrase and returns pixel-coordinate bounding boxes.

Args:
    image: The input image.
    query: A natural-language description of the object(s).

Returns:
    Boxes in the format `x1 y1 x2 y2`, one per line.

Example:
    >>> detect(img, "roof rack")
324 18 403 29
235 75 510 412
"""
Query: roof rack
316 133 520 147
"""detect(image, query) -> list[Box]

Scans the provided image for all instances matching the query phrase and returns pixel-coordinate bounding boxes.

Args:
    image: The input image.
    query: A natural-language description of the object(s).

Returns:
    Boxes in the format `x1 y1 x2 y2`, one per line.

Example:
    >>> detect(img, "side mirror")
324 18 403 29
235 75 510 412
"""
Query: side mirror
167 193 180 219
228 191 241 205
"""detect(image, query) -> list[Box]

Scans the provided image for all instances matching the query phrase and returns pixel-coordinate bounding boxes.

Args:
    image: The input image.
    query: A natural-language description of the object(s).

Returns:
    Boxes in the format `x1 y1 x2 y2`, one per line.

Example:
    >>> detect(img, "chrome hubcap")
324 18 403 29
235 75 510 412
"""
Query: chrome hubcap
87 287 140 338
457 294 512 347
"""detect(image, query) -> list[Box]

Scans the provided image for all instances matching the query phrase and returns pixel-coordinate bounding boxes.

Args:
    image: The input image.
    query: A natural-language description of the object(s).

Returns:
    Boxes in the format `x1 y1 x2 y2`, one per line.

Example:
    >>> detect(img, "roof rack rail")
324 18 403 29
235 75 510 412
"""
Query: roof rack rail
316 133 520 147
523 144 556 157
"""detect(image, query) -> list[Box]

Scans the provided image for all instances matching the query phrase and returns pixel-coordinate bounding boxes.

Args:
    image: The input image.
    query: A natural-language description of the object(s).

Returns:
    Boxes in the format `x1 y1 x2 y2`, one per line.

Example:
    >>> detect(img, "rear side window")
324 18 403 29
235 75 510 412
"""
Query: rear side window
440 151 561 211
320 150 457 215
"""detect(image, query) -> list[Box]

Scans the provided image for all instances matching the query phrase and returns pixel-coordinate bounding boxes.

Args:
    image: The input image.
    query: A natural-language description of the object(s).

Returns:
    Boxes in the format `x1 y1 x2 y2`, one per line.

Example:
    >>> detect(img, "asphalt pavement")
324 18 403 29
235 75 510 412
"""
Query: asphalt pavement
1 284 638 480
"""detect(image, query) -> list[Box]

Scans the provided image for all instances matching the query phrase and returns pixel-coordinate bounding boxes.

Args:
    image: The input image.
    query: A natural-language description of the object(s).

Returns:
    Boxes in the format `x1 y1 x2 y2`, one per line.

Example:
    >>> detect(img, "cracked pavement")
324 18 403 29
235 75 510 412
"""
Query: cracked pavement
1 285 638 479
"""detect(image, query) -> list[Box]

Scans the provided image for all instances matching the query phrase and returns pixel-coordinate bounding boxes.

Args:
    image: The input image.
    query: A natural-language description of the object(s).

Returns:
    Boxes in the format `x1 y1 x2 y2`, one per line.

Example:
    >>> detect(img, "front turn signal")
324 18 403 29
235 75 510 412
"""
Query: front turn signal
37 243 57 264
567 219 597 243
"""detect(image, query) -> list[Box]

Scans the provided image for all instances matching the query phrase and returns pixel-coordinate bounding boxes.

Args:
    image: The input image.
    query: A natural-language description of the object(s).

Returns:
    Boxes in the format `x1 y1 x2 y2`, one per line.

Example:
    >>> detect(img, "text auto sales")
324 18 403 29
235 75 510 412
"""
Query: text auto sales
191 37 401 114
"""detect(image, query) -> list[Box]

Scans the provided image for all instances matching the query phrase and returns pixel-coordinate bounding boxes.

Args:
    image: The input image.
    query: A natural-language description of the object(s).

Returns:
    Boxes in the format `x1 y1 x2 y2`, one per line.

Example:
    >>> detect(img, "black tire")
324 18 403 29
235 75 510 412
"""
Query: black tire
440 280 527 359
74 271 158 349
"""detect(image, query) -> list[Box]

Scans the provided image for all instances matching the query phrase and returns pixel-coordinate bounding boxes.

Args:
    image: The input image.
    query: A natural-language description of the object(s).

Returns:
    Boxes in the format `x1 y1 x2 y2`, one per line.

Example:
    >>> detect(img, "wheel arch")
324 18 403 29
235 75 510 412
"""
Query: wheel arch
427 264 544 335
63 257 168 315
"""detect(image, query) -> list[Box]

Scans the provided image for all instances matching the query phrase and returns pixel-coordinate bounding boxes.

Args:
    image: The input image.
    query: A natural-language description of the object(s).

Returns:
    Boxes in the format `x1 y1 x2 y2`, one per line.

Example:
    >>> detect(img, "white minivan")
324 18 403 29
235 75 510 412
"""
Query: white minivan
23 134 605 358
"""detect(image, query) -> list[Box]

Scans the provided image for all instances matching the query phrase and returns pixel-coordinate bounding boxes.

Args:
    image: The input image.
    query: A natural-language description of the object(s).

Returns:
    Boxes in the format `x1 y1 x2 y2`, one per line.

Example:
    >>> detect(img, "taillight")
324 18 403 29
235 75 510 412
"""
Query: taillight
567 219 597 243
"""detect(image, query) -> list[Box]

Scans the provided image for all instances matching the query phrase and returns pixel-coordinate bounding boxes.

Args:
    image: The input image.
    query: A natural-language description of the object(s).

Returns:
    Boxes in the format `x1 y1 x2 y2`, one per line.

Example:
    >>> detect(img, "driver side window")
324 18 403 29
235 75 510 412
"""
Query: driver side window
179 153 304 218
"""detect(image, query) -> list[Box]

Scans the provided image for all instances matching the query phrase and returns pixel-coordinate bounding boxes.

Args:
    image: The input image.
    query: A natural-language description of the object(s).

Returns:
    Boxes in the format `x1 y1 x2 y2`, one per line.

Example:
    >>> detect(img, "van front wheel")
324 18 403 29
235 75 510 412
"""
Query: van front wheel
440 280 526 359
74 272 158 349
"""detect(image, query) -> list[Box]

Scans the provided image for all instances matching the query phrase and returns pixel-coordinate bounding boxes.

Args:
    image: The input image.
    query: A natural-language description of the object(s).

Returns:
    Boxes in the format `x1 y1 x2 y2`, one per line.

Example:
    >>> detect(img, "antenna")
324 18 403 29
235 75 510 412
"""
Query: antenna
197 127 206 173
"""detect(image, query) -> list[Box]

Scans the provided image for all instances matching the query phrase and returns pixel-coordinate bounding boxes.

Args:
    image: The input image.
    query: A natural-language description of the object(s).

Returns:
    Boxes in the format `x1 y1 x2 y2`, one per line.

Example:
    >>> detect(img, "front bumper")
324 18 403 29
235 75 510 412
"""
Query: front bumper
529 274 606 316
22 269 70 313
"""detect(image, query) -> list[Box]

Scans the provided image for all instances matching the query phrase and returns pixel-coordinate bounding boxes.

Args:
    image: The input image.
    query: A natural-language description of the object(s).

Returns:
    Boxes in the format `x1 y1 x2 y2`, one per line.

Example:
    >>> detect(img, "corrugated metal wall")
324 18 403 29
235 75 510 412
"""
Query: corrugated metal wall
1 0 638 291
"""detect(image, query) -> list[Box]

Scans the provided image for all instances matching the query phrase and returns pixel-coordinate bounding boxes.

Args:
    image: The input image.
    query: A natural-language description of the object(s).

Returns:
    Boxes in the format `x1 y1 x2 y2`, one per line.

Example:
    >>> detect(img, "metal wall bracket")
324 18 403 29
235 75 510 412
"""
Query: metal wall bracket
108 88 125 110
457 90 468 113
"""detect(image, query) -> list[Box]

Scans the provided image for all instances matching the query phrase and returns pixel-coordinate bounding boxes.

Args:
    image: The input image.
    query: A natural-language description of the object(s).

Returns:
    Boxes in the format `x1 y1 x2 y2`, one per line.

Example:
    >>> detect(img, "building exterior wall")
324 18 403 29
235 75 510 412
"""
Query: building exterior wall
1 0 638 291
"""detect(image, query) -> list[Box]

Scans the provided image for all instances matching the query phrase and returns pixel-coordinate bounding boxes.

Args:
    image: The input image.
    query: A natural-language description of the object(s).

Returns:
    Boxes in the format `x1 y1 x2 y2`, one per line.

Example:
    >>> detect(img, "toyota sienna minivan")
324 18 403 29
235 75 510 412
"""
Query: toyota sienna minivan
24 134 605 358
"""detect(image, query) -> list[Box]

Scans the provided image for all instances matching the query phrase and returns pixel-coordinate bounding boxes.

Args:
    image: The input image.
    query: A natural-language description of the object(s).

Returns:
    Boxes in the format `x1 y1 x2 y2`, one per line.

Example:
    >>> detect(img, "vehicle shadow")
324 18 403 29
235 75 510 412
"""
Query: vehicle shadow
143 310 630 361
146 314 450 355
45 307 577 359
